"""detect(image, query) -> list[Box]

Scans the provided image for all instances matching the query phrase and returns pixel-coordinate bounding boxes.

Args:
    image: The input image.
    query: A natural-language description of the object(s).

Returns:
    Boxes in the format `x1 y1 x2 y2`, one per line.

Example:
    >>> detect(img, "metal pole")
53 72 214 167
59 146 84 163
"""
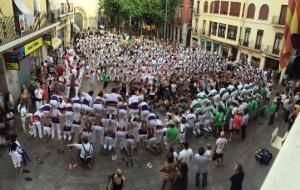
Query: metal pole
163 0 168 41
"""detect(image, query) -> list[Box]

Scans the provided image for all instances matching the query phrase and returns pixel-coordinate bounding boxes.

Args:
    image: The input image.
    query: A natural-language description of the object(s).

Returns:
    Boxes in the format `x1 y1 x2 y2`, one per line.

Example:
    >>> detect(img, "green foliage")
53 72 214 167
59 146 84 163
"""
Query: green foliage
101 0 181 25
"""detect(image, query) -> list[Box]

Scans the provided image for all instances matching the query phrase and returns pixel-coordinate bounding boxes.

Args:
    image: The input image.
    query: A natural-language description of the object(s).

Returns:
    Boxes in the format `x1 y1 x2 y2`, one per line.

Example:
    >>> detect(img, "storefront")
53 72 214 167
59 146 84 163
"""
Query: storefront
6 34 53 88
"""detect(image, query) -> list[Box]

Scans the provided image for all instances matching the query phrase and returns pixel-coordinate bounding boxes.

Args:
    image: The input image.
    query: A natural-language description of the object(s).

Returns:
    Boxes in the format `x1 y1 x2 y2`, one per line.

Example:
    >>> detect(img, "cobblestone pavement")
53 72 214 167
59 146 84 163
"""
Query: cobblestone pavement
0 80 286 190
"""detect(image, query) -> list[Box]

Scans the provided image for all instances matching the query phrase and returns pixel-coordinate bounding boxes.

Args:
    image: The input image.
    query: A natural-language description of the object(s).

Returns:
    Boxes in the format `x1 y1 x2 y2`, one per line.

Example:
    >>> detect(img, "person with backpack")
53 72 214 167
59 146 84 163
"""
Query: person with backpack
68 136 93 169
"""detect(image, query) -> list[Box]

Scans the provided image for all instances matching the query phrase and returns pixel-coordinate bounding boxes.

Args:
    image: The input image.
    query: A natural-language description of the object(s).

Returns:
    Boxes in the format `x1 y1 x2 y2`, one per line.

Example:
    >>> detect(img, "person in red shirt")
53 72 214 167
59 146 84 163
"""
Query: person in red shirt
232 112 243 141
42 84 49 104
56 64 65 77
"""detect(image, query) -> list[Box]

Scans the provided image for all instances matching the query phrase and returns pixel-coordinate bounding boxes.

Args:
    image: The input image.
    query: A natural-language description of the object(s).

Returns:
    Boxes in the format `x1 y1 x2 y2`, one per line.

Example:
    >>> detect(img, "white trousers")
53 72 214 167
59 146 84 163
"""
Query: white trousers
52 123 62 140
104 136 114 150
21 113 33 131
92 125 104 145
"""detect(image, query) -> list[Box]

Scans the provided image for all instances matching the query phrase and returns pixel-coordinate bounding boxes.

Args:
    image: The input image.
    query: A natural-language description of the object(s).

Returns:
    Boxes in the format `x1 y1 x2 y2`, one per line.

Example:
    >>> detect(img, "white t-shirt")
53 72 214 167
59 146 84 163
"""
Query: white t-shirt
216 137 227 154
9 150 22 168
129 95 143 104
34 88 43 99
105 93 121 102
73 143 93 159
178 148 193 164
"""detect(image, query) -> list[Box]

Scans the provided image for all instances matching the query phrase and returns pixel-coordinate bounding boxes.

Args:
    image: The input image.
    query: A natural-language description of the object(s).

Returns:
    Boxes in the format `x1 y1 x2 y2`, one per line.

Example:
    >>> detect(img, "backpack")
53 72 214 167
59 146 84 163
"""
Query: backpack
255 148 272 165
82 144 92 160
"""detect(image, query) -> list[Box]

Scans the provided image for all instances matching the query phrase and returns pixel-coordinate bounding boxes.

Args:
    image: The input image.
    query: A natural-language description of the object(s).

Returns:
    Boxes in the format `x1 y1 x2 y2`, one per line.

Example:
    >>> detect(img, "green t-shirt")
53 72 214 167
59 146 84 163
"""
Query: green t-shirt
214 112 224 128
251 100 258 113
102 73 110 82
270 103 278 114
166 127 178 141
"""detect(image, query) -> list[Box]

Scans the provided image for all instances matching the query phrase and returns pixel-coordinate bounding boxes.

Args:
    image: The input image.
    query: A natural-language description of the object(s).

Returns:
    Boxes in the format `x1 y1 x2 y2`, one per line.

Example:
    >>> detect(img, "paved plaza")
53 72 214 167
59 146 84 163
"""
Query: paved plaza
0 81 285 190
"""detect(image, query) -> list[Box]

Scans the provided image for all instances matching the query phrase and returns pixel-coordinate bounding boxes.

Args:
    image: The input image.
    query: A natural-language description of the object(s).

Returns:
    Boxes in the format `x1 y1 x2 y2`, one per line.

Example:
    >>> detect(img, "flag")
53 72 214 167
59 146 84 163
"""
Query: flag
279 0 300 70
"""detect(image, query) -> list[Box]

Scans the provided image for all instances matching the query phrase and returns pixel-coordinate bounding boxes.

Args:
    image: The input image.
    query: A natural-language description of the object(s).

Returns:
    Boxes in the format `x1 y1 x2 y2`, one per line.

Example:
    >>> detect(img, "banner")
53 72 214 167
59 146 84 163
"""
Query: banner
19 14 25 32
24 37 43 56
4 53 20 70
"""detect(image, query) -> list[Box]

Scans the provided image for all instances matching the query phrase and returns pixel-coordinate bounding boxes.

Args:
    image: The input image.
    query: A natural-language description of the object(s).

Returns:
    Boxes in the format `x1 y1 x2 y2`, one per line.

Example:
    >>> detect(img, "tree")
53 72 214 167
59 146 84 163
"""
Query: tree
101 0 181 34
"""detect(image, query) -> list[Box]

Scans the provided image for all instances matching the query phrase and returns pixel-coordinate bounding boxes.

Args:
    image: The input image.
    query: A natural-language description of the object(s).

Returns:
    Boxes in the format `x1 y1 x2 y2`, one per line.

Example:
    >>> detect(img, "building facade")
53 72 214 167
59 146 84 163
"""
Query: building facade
165 0 193 46
191 0 287 70
0 0 74 100
74 0 99 30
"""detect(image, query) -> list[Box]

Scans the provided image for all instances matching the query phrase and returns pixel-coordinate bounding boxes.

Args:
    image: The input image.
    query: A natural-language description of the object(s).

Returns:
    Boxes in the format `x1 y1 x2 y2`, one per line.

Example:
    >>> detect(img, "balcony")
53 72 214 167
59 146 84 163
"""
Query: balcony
0 10 60 46
264 45 280 57
239 40 263 52
271 16 285 27
59 3 74 17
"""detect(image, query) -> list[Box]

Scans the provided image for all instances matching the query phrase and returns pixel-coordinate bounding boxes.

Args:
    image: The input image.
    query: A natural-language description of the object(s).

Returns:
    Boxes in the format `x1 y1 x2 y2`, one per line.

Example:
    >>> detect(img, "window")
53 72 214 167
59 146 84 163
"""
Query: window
259 4 269 20
211 22 218 35
213 1 220 13
220 1 229 15
227 25 238 40
273 33 283 54
218 23 226 37
210 1 220 13
204 1 208 13
246 3 255 19
203 20 206 34
255 30 264 50
243 28 251 46
229 2 241 17
279 5 287 25
196 1 200 14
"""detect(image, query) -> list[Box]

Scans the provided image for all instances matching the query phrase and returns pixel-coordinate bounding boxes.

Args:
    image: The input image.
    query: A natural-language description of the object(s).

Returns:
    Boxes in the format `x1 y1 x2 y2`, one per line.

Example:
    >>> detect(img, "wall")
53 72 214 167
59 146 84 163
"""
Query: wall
74 0 99 29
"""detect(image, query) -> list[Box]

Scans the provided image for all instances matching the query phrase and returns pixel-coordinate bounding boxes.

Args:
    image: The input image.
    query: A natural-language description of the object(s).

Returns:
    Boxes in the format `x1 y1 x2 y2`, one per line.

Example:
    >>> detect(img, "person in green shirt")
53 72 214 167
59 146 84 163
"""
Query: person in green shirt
214 107 224 136
268 102 278 125
166 123 179 149
102 70 110 90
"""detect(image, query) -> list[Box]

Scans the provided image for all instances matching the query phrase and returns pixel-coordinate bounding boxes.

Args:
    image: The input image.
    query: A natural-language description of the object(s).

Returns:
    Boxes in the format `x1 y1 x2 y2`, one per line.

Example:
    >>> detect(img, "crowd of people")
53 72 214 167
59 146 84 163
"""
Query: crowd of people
1 29 300 190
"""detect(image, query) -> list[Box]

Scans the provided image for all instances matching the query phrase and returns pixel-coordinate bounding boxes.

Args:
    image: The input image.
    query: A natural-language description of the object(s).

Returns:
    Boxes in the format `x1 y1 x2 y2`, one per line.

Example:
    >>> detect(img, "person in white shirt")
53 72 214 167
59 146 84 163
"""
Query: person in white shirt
186 109 196 137
34 83 43 110
214 131 227 167
68 137 93 169
178 142 193 165
9 143 23 174
17 103 33 132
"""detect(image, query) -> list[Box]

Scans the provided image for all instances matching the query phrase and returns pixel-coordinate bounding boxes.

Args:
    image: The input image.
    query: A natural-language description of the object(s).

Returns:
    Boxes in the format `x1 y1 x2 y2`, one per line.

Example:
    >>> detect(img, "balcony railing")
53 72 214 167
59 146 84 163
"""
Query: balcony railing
264 45 280 56
239 40 264 51
0 10 60 46
60 3 74 16
272 16 285 26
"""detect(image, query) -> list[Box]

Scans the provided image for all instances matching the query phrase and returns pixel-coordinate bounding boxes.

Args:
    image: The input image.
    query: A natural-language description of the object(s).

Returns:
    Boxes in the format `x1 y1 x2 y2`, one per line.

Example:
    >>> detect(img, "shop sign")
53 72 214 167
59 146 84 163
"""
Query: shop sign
24 37 43 56
3 53 20 70
43 34 52 45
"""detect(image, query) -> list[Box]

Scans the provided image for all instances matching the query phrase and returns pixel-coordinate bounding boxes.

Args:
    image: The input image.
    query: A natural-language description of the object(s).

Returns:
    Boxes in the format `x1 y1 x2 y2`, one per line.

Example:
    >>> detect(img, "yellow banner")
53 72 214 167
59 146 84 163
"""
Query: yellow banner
6 62 20 70
24 37 43 56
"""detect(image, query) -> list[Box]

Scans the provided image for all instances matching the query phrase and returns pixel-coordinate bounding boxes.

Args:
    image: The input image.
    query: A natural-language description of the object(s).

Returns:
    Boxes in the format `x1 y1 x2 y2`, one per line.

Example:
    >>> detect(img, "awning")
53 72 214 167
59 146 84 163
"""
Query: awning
51 37 62 49
14 0 30 13
72 23 80 31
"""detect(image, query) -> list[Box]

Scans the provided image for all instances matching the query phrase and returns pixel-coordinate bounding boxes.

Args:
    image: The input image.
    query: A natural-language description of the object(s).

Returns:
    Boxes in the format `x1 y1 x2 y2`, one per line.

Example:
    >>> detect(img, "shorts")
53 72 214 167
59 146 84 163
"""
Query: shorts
214 152 223 159
13 161 21 168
